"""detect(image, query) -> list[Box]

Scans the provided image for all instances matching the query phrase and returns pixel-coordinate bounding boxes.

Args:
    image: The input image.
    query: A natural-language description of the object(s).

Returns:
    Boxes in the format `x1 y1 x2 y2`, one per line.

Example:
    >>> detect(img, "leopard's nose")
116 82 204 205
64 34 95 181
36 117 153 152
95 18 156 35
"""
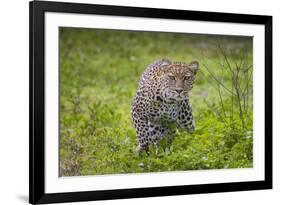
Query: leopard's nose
175 89 183 94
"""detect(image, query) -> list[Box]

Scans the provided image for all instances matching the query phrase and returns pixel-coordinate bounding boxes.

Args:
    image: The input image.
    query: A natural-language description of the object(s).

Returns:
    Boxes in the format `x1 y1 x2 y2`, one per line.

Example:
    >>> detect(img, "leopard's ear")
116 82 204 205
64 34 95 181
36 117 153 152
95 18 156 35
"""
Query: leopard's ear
161 58 172 66
189 60 199 74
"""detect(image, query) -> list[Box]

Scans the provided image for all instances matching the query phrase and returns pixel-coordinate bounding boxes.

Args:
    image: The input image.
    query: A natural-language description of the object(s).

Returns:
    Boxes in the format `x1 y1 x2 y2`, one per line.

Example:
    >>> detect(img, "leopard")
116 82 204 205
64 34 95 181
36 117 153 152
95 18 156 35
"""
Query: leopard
131 58 199 155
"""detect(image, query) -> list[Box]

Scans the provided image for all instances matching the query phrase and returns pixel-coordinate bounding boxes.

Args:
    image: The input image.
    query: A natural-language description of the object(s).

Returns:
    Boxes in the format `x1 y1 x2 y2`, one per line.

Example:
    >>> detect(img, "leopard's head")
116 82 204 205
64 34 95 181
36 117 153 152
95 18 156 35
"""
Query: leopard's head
161 61 199 101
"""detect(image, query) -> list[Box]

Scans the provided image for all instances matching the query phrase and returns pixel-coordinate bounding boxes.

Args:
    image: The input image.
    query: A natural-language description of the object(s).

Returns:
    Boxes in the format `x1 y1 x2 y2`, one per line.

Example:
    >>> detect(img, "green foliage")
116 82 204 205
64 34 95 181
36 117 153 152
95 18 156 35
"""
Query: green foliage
59 28 253 176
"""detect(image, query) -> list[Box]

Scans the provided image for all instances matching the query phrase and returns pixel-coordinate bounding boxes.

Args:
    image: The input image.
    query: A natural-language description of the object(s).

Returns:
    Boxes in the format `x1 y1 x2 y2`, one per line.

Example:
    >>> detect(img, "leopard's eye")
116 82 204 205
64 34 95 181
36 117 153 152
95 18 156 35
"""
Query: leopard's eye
184 76 190 80
169 76 176 80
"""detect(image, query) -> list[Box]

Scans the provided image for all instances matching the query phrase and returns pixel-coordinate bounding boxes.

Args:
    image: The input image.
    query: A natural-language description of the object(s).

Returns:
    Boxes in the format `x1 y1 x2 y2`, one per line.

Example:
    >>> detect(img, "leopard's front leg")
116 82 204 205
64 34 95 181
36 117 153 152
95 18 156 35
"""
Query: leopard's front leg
147 121 168 155
133 117 150 155
177 99 195 131
135 119 171 155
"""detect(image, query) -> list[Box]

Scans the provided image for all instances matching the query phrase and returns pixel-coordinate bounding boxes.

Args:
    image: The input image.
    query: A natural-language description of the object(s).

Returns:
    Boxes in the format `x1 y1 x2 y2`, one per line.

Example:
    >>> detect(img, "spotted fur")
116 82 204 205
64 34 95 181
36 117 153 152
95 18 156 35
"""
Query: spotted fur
132 59 199 154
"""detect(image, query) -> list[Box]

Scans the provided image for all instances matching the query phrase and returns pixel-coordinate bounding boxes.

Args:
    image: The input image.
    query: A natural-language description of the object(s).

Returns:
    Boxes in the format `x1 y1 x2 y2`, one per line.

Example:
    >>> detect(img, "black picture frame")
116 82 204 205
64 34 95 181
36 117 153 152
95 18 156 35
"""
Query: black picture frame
29 0 272 204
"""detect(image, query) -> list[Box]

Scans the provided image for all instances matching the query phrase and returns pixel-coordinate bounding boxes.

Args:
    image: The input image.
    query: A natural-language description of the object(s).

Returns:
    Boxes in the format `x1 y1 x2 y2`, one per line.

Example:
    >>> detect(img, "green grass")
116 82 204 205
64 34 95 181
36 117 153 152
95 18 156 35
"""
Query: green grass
59 28 253 176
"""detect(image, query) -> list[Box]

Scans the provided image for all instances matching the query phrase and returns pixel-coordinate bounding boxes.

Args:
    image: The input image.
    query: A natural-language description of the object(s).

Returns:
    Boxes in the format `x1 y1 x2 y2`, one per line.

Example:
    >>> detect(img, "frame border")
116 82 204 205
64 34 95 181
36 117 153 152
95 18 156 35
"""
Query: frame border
29 1 272 204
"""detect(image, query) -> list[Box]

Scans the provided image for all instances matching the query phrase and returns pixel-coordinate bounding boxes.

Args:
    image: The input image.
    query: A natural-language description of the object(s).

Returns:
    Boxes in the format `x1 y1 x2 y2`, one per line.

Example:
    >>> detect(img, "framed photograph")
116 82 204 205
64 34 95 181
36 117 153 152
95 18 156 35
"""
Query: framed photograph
29 0 272 204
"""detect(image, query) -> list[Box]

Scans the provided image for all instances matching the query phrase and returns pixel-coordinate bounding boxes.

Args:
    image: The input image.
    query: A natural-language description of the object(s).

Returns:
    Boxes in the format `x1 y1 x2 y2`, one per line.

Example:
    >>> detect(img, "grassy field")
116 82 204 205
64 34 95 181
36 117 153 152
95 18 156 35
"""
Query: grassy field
59 28 253 176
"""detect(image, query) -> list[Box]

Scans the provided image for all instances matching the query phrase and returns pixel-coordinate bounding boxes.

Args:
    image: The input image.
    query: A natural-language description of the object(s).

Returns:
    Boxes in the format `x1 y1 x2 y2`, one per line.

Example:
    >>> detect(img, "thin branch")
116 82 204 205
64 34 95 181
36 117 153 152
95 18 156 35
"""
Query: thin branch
216 39 234 74
217 84 227 118
202 63 237 96
233 76 245 129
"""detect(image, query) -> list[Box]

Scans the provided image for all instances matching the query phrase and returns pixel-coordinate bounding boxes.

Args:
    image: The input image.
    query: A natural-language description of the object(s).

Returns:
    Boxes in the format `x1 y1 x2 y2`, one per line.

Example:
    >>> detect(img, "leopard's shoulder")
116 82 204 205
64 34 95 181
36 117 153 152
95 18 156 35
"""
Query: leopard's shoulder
138 59 171 88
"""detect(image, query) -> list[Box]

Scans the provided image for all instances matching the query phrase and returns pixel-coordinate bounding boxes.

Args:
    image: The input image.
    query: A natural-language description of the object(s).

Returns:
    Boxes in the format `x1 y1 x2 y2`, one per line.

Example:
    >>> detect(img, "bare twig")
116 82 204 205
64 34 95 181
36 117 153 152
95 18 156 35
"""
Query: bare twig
199 39 253 129
202 63 237 96
216 39 234 74
217 83 227 118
